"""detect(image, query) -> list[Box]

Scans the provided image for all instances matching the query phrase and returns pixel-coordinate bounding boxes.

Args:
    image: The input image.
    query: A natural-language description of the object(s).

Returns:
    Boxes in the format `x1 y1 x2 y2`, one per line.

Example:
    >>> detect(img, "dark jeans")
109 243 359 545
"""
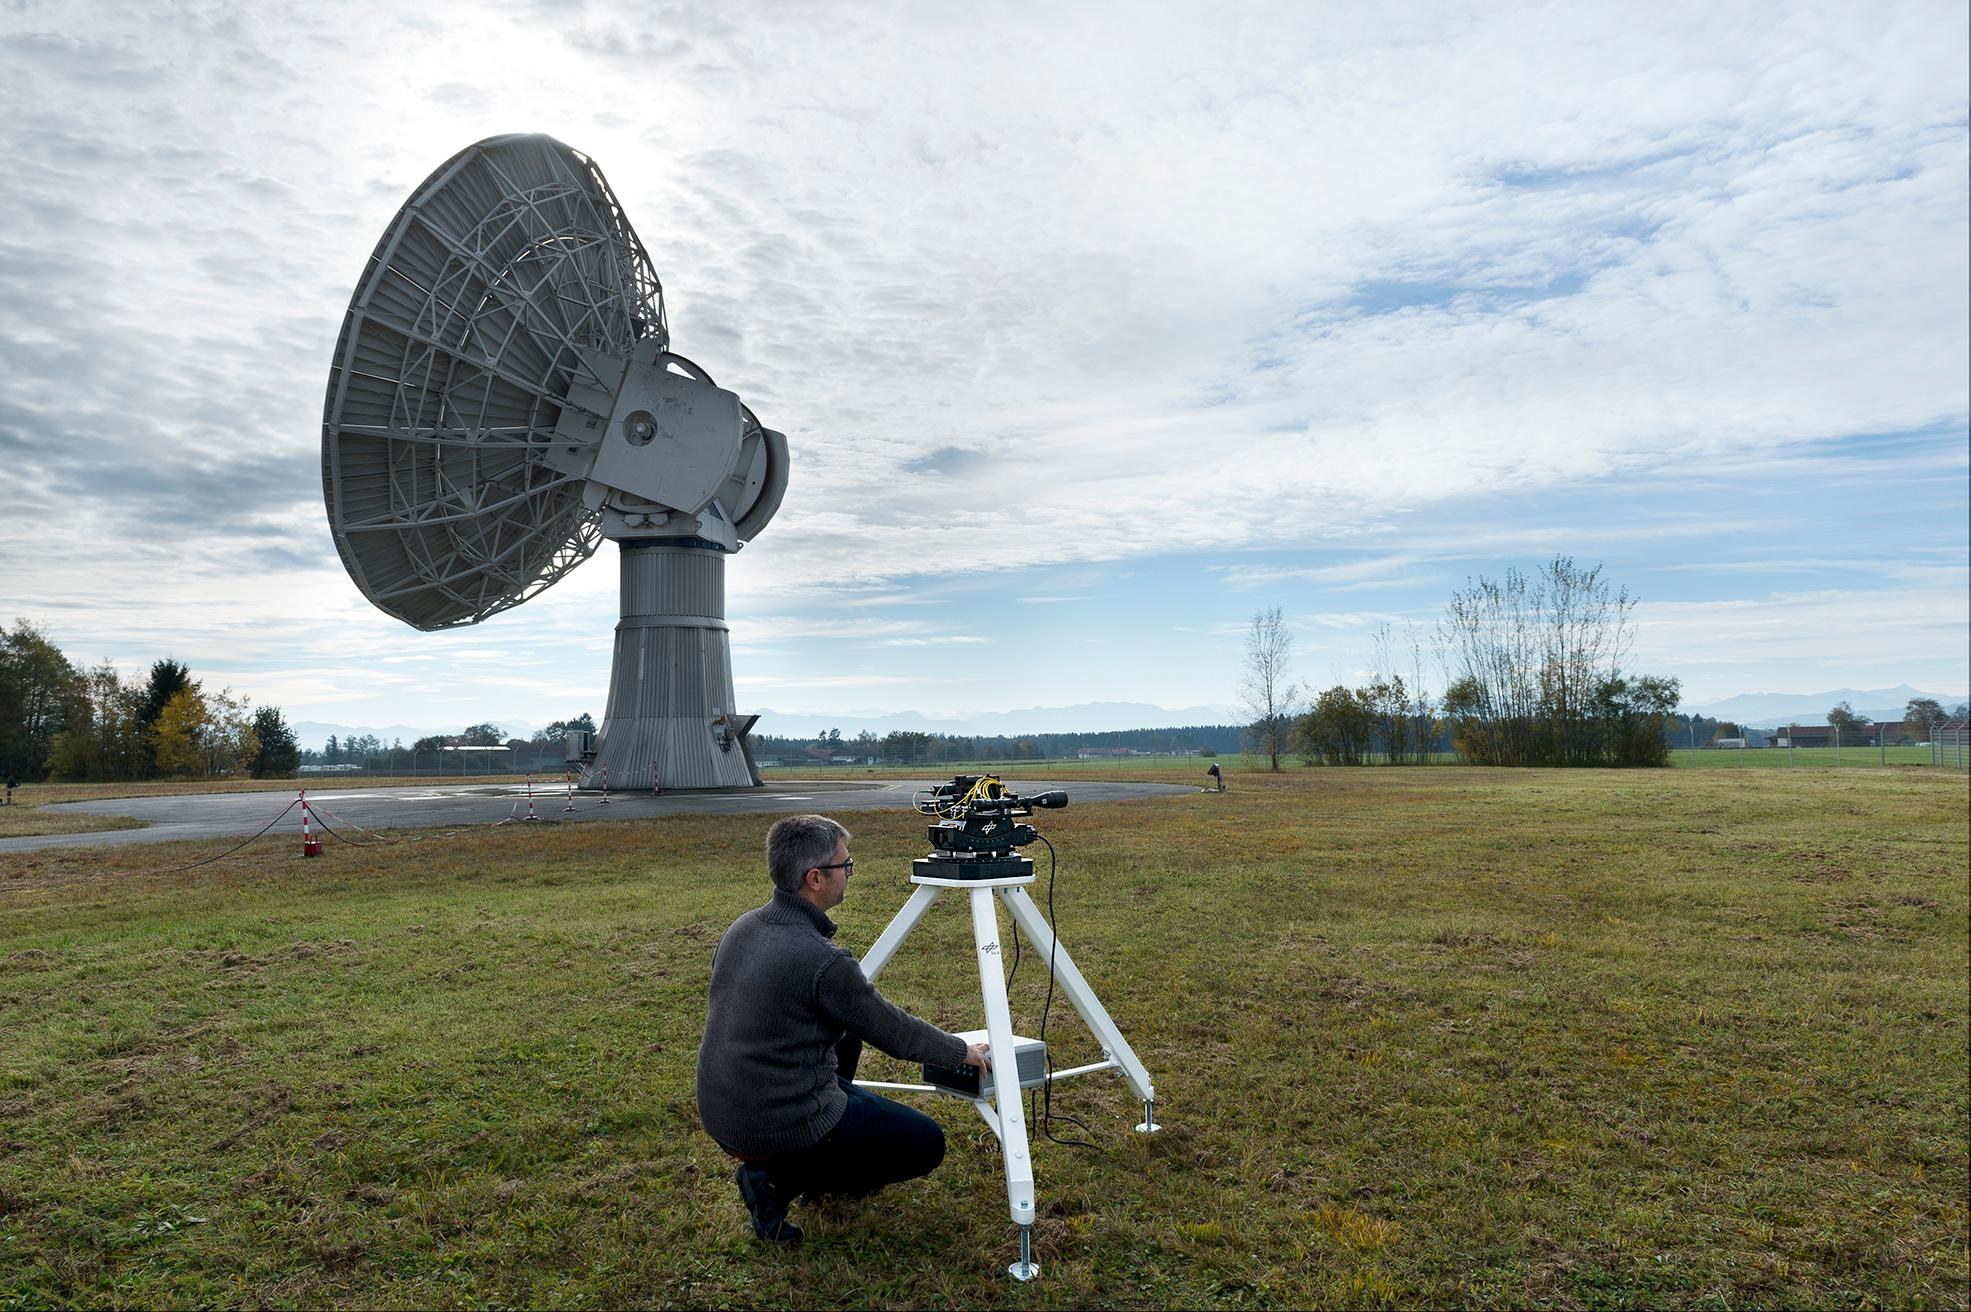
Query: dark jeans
759 1037 946 1200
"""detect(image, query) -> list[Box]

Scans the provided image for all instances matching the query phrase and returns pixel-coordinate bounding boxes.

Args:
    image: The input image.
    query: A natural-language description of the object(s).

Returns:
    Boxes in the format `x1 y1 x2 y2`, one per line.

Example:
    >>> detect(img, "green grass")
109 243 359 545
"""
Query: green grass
1670 745 1969 770
0 803 144 841
772 746 1971 780
1 767 1965 1308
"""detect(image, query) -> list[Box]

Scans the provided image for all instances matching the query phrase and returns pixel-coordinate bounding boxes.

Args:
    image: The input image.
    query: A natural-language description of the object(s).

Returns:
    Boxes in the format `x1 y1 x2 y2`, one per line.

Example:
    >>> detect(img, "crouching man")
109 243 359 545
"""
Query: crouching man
695 814 990 1244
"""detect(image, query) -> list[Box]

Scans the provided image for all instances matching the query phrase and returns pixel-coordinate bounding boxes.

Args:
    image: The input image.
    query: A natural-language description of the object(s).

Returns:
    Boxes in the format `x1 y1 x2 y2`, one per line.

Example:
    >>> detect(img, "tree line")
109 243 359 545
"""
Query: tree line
751 724 1246 764
314 716 600 765
1241 557 1684 769
0 619 300 782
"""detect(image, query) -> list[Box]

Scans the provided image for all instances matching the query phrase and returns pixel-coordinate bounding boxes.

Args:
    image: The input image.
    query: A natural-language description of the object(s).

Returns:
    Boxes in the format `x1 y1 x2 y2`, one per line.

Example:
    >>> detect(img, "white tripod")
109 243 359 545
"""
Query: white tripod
855 867 1160 1282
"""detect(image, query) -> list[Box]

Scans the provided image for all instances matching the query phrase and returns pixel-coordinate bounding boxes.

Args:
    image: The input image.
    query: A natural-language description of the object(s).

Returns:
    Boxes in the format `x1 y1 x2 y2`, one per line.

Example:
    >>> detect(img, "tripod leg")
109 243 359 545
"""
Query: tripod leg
860 883 942 983
971 887 1037 1239
999 886 1158 1120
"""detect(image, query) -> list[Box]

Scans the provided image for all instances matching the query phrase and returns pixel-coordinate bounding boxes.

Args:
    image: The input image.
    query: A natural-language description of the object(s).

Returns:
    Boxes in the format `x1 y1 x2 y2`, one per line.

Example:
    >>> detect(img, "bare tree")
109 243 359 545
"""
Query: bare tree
1436 557 1663 767
1406 623 1439 763
1240 607 1300 771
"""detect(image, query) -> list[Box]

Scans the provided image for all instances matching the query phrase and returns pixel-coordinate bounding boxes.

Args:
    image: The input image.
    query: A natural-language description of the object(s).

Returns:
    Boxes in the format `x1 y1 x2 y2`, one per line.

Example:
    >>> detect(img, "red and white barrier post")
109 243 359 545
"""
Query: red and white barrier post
599 766 610 805
651 760 661 796
524 774 540 822
563 771 576 812
301 789 322 857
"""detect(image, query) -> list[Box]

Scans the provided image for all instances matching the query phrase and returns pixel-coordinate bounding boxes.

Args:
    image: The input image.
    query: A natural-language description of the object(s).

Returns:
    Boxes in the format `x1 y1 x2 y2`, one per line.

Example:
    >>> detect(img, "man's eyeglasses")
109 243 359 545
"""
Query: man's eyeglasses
814 858 854 874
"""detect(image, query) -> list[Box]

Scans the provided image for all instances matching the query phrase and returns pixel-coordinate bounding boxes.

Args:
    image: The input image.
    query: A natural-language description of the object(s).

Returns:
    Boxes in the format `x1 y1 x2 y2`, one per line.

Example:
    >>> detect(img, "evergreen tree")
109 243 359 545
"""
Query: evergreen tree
251 707 302 778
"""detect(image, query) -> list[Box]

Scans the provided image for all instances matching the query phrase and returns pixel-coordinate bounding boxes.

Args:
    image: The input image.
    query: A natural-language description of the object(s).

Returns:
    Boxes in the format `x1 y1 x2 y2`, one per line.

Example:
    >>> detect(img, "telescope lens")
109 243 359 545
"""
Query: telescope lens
1030 790 1068 809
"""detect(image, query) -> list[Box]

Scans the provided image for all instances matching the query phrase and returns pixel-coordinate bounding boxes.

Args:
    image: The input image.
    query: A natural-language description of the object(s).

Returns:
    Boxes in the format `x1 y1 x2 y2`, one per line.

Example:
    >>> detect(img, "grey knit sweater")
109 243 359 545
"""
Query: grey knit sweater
695 888 968 1156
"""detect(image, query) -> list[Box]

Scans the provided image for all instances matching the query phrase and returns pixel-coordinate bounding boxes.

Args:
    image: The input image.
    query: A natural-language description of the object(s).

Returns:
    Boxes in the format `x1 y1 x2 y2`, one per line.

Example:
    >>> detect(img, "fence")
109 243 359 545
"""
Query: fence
302 746 577 777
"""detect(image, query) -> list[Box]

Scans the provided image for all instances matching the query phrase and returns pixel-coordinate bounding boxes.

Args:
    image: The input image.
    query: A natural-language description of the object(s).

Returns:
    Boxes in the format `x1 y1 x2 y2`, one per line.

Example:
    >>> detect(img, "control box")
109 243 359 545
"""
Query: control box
922 1029 1048 1099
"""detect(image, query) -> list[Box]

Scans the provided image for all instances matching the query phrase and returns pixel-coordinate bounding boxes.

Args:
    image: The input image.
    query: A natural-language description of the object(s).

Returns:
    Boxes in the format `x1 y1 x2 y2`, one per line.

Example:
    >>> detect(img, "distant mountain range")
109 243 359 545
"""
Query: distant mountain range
290 719 548 751
1682 684 1968 727
751 702 1244 740
289 702 1243 750
289 688 1965 750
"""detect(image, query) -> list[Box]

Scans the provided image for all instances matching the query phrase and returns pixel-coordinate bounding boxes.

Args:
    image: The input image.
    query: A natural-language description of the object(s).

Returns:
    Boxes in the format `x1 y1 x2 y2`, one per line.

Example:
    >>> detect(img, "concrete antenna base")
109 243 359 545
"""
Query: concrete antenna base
581 539 760 791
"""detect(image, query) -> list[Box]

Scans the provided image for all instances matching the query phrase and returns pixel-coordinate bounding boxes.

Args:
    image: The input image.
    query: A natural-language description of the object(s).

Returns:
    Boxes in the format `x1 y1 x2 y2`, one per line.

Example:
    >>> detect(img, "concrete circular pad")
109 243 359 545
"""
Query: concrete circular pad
0 778 1201 855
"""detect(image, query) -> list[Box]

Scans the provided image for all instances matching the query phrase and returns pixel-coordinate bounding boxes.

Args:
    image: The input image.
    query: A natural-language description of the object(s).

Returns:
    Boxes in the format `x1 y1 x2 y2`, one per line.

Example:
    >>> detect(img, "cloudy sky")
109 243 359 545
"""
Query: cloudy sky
1 0 1965 736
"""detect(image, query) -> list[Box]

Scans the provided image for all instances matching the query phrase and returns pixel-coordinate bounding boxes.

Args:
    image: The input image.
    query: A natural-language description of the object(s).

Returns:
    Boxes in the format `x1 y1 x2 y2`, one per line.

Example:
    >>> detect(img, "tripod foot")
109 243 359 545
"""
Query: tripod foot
1135 1098 1161 1133
1007 1224 1040 1282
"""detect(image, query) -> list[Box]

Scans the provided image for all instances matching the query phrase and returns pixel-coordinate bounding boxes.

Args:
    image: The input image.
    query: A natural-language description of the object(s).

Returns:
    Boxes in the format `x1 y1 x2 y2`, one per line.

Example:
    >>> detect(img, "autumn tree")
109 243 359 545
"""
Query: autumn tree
0 620 89 780
152 687 212 776
48 661 148 781
136 658 194 776
1292 685 1377 765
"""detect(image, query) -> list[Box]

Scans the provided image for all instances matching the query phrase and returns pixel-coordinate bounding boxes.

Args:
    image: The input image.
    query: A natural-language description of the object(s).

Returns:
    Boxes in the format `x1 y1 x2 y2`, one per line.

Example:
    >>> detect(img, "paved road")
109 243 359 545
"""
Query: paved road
0 778 1199 855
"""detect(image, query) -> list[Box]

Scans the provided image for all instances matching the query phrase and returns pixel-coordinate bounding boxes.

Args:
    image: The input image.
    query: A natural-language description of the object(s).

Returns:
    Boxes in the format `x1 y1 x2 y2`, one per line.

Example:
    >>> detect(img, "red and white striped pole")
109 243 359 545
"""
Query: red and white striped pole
599 766 610 805
301 789 322 857
563 771 576 812
524 774 540 822
651 760 661 796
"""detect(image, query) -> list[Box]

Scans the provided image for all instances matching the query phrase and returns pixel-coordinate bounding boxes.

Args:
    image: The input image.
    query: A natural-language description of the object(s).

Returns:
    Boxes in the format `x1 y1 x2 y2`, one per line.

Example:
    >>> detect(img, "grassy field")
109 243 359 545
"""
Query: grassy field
765 747 1970 781
1669 746 1968 770
0 805 144 841
1 767 1965 1308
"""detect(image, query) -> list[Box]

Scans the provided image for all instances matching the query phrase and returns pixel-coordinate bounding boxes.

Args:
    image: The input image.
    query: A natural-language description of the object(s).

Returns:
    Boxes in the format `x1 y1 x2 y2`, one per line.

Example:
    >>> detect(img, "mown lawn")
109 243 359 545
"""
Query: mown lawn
1 767 1965 1308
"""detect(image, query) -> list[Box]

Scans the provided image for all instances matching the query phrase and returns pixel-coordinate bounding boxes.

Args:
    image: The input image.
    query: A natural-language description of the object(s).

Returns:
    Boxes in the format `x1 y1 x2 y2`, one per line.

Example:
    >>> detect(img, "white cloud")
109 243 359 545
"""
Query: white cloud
0 1 1962 721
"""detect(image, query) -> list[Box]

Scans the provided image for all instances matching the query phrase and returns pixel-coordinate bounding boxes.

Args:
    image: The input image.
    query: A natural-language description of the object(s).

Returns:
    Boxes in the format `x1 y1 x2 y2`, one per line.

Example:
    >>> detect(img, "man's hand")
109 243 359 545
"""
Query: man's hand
963 1041 992 1071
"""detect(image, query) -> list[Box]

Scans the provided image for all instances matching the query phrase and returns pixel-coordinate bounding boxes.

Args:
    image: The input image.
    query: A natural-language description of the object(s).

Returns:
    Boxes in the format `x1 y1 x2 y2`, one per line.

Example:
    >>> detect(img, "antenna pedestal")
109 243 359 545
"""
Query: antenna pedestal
581 539 759 791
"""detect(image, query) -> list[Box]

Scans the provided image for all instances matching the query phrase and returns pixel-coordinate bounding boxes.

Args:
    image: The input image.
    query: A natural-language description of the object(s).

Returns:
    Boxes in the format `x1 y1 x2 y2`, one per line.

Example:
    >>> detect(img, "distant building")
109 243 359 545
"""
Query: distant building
1773 725 1833 747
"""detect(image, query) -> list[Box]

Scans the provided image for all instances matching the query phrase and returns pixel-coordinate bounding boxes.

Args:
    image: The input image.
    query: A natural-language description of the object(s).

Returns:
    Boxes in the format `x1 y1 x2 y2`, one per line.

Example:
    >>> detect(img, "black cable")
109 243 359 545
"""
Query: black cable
157 798 300 872
308 806 392 848
1032 835 1096 1150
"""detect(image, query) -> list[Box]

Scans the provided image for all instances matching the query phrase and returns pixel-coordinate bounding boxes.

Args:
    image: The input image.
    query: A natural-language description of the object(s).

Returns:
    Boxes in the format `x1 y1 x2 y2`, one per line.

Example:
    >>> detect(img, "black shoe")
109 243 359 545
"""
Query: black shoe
735 1164 803 1245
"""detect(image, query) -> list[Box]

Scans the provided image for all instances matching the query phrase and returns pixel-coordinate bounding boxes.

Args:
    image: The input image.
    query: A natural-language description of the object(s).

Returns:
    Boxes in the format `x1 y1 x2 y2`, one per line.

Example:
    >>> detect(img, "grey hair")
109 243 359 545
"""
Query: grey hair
767 814 851 893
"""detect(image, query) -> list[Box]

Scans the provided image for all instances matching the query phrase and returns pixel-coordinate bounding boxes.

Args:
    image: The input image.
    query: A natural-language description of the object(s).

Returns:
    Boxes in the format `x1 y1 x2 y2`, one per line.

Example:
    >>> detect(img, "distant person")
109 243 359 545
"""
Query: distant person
695 814 990 1245
1207 762 1223 792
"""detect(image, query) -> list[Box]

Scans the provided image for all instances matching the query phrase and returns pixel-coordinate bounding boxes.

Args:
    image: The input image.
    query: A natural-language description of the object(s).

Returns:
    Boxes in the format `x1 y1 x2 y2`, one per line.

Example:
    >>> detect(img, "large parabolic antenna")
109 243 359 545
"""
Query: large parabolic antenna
322 134 789 789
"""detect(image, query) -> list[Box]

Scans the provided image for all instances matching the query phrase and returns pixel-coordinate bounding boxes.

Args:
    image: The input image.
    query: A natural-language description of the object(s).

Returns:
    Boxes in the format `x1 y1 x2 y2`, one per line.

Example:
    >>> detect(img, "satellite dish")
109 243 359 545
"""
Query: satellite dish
322 134 789 789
